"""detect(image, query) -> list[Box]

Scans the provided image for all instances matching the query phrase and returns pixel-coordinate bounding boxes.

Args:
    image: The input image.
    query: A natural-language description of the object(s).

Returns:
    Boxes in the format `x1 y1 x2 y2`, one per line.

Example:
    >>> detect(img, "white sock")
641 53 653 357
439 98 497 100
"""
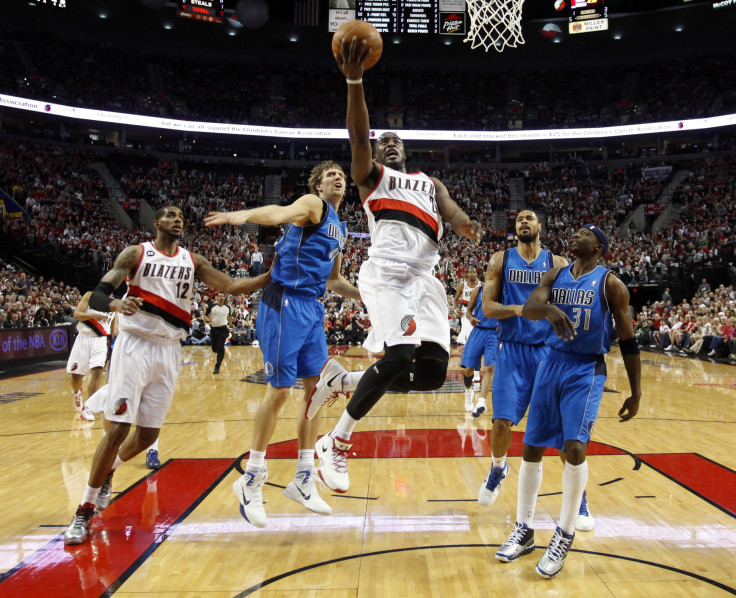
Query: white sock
334 410 359 441
112 454 124 471
342 371 364 392
517 460 543 527
148 438 159 452
246 449 266 474
492 454 507 469
559 461 588 534
82 485 100 506
297 449 314 474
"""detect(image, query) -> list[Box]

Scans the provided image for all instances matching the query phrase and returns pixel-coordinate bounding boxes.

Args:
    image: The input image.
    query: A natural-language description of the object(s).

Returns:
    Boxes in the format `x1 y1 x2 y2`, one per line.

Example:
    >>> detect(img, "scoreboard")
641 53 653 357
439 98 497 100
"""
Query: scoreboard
332 0 467 35
177 0 225 24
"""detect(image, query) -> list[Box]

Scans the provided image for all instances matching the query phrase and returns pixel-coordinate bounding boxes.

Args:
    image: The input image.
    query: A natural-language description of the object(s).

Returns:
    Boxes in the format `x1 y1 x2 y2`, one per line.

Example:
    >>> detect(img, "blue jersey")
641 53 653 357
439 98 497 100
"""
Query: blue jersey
498 247 554 344
472 284 499 330
271 199 347 298
545 264 612 355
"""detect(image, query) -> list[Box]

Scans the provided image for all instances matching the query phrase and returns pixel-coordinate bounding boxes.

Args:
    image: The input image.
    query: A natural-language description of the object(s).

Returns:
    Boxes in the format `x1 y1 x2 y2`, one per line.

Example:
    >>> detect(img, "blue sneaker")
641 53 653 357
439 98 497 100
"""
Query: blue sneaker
575 490 595 531
478 461 510 506
146 449 161 469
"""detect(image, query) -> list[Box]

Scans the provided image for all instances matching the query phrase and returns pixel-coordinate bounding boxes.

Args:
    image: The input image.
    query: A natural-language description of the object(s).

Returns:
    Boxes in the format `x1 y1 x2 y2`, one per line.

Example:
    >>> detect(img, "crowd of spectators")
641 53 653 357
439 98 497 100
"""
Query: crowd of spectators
2 138 735 362
0 259 80 330
2 31 736 131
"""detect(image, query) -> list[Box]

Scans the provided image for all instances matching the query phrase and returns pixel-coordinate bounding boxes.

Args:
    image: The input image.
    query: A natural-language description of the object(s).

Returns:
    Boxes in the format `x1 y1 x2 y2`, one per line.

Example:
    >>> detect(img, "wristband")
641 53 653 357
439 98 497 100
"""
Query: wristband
346 78 363 85
619 337 640 355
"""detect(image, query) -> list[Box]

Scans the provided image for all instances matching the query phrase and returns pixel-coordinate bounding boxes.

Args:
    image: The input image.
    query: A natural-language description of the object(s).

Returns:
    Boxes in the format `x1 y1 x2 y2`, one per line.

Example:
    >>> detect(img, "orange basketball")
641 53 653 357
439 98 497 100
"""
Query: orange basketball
331 20 383 70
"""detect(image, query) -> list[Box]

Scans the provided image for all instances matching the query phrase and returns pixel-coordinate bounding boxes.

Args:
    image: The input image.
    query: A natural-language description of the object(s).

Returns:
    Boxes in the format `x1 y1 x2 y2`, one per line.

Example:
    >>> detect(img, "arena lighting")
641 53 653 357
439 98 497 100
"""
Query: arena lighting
2 93 736 142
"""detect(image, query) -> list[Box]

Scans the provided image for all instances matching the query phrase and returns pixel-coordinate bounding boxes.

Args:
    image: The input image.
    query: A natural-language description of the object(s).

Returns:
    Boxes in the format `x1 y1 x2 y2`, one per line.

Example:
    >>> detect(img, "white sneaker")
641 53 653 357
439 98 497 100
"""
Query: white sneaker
73 390 83 413
233 465 269 528
478 462 510 506
464 388 475 412
305 359 348 420
665 345 676 351
316 434 351 493
80 404 95 422
283 469 332 515
472 397 486 418
575 490 595 532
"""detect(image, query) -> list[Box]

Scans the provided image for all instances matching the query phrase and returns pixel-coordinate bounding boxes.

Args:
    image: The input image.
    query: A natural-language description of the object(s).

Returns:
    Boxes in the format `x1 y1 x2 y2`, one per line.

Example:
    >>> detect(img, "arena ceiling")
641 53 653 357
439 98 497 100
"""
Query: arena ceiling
3 0 736 69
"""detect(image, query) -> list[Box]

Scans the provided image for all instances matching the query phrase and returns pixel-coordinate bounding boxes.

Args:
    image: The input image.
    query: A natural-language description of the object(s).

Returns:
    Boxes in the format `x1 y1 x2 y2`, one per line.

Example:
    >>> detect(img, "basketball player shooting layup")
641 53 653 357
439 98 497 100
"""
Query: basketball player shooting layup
309 36 483 494
64 205 273 545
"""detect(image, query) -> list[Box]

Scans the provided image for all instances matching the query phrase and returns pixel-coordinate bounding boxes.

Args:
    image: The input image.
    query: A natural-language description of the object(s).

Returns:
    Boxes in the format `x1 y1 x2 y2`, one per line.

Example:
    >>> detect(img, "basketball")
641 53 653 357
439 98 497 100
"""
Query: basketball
331 20 383 70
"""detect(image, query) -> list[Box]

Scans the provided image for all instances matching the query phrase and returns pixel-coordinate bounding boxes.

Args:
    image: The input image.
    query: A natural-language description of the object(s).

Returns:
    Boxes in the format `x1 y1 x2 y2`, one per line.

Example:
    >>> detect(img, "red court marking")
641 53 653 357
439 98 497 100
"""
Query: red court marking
0 459 232 598
638 453 736 517
268 429 627 459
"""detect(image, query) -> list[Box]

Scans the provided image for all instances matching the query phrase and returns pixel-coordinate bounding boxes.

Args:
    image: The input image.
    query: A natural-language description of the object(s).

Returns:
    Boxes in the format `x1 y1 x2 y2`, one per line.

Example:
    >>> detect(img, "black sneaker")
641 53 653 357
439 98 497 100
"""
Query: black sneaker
213 366 220 374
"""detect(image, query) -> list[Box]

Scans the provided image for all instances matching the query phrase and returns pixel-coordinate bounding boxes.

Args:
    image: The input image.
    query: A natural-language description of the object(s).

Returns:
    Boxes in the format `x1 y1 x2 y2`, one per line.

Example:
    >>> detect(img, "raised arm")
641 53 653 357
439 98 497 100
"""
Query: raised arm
89 245 144 316
433 177 483 242
482 251 520 320
607 273 642 422
326 254 361 301
205 195 323 228
337 38 381 190
192 253 273 296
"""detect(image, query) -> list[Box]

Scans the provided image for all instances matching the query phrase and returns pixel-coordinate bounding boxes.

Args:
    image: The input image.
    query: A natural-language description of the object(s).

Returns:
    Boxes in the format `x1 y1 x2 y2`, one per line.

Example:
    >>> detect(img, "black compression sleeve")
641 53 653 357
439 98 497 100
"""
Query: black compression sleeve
90 281 116 312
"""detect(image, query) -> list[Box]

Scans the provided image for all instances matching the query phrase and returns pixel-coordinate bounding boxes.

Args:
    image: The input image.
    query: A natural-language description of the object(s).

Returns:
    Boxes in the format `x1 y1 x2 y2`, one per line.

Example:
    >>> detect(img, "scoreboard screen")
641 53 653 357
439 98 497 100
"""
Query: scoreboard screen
346 0 467 35
569 0 608 34
177 0 225 24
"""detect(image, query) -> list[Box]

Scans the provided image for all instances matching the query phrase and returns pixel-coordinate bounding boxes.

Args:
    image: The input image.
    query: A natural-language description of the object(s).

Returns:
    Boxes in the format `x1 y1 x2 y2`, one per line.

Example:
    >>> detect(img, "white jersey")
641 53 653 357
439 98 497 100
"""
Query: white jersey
76 307 113 337
459 280 480 306
121 241 196 342
363 164 443 269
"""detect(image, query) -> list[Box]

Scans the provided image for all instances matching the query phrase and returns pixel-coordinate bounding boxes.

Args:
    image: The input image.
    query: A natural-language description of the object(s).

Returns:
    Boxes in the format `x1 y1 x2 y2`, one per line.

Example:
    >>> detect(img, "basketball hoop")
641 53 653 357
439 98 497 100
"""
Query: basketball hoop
464 0 526 53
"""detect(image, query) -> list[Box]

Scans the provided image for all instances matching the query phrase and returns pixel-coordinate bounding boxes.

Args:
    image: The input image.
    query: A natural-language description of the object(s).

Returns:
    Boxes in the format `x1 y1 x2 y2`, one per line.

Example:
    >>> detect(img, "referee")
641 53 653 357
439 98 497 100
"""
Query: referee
206 292 232 374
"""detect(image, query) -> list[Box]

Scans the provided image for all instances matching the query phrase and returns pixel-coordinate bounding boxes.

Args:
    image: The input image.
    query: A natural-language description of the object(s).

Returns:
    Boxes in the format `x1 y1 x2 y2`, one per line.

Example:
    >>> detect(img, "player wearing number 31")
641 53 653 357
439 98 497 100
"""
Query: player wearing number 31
496 224 642 578
64 205 273 545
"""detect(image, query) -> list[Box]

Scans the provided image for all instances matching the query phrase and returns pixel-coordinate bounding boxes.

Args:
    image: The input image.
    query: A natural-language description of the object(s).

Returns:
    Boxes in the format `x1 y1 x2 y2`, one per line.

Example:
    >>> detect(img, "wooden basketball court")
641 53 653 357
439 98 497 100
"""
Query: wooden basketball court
0 345 734 597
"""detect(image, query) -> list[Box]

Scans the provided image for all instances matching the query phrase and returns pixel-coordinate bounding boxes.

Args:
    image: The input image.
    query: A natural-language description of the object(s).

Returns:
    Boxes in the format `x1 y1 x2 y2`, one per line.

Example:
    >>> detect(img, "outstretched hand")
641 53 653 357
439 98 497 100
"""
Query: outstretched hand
338 37 371 80
205 212 242 227
459 219 484 243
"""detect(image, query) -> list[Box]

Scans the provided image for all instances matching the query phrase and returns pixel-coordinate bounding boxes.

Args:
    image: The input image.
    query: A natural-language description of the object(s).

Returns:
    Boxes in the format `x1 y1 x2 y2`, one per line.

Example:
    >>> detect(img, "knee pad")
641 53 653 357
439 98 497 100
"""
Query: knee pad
412 342 449 391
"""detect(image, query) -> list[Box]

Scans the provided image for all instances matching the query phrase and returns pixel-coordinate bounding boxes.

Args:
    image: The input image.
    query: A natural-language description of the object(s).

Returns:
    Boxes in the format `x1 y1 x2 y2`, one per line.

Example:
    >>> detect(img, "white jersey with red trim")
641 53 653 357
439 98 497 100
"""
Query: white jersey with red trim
120 241 195 341
459 279 480 305
363 165 443 268
76 307 113 337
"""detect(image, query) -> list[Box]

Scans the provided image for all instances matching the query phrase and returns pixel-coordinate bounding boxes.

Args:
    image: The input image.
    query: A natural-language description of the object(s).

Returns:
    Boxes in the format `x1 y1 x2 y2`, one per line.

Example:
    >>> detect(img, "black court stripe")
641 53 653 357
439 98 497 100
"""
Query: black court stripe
233 543 736 597
101 460 238 597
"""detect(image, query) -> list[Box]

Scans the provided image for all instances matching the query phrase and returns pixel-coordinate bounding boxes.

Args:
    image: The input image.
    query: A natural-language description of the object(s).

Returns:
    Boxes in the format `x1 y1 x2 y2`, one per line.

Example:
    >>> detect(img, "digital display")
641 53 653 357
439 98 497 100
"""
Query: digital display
356 0 461 34
569 0 608 34
0 327 70 362
177 0 225 24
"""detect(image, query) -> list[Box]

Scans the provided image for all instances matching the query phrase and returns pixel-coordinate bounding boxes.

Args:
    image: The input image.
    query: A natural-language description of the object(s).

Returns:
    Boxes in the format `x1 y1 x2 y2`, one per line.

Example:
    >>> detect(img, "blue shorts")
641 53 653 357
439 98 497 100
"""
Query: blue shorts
524 349 607 451
460 326 498 370
255 284 327 388
491 340 549 425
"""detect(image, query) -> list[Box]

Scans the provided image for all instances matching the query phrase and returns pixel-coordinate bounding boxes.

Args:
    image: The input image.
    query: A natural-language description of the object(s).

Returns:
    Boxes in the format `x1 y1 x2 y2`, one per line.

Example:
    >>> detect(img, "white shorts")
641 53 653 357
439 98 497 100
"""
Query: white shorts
457 315 474 345
85 384 108 413
360 258 450 353
106 331 182 429
66 333 108 375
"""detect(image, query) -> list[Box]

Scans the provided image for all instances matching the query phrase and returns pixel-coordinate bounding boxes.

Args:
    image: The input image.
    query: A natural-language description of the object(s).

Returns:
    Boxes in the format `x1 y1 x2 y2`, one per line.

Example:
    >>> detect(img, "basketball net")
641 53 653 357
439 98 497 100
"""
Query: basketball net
464 0 526 53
